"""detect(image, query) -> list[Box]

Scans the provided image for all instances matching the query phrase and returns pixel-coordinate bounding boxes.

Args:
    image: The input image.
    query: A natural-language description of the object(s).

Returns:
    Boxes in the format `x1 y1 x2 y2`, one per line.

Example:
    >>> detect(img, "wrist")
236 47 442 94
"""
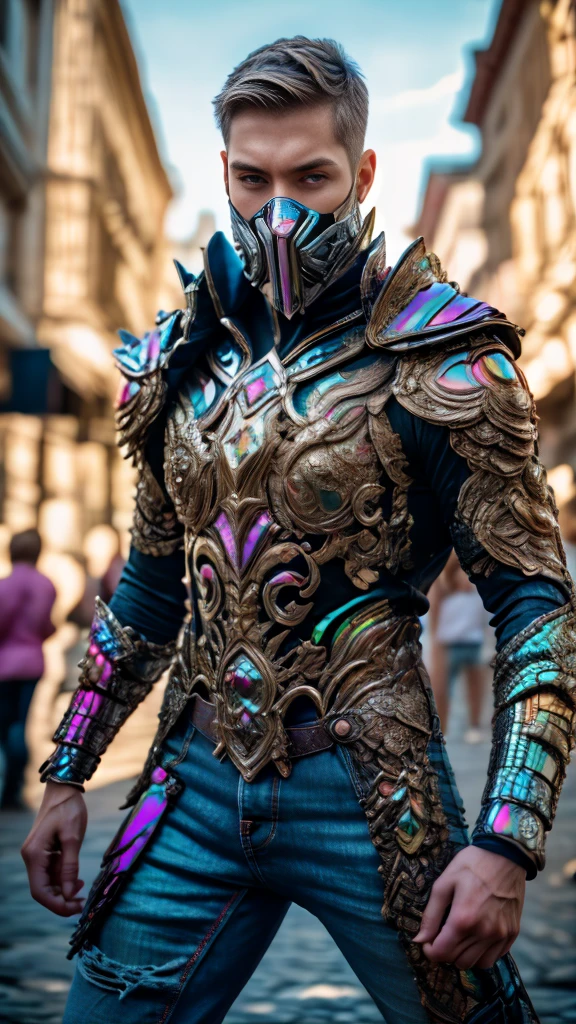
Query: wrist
472 836 537 880
454 845 527 891
43 779 85 805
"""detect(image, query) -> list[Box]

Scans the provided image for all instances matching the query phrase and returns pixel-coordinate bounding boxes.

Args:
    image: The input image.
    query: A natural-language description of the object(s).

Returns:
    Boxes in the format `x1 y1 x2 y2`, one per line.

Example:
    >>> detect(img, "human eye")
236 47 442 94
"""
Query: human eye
239 174 267 186
301 173 328 184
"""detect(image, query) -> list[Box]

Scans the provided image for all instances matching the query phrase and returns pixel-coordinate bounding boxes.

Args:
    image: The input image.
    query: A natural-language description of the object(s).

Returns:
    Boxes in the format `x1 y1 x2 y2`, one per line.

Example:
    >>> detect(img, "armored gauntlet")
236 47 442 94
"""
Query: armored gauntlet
472 604 576 867
40 598 175 788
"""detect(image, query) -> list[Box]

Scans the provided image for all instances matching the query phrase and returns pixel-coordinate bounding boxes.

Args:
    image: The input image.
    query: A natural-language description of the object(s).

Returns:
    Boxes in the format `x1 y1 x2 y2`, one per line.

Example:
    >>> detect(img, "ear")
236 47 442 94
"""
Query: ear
221 150 229 195
356 149 377 204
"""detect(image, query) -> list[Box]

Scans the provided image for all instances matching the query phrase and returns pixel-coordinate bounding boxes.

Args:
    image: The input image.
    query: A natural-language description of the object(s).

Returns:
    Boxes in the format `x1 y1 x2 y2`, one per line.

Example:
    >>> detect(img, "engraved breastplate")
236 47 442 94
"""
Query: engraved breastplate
164 326 412 778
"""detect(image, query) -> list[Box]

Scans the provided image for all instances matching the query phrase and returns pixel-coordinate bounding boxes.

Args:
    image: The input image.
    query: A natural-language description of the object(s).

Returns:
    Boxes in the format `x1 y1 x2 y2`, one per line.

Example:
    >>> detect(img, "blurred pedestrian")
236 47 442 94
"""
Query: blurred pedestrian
0 529 56 808
428 552 491 743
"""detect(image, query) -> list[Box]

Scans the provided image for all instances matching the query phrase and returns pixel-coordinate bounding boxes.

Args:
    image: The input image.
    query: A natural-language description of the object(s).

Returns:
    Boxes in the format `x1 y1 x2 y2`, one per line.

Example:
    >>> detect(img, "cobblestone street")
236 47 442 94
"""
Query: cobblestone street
1 695 576 1024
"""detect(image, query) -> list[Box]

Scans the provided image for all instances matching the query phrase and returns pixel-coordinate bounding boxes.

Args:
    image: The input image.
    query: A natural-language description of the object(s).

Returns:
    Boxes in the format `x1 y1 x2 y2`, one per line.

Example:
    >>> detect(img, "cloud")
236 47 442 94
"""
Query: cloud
374 70 465 113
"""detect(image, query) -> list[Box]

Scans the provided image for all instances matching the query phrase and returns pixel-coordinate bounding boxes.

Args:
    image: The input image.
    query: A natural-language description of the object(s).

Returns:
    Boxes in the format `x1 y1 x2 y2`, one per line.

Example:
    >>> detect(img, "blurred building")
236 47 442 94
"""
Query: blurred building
0 0 173 593
415 0 576 487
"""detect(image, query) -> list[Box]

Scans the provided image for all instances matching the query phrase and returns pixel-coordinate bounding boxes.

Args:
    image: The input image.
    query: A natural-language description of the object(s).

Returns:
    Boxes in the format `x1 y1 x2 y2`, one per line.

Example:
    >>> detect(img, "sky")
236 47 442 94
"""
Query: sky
121 0 501 262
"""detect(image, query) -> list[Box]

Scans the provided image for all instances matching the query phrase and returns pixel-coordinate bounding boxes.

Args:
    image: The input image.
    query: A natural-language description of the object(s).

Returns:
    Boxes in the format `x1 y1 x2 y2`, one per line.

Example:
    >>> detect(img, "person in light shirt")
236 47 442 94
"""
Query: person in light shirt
428 551 492 744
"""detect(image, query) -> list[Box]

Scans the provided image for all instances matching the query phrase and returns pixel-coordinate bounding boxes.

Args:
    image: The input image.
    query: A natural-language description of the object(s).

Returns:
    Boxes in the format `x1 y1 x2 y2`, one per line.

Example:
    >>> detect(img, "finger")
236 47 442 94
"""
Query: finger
453 940 491 970
414 876 454 944
50 861 84 898
423 933 477 965
59 832 82 900
26 845 85 916
47 849 62 889
422 903 477 963
475 940 510 970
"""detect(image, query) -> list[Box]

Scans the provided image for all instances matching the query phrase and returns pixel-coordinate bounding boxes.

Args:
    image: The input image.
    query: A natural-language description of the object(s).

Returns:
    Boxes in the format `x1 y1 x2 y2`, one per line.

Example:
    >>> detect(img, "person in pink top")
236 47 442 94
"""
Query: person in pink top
0 529 56 808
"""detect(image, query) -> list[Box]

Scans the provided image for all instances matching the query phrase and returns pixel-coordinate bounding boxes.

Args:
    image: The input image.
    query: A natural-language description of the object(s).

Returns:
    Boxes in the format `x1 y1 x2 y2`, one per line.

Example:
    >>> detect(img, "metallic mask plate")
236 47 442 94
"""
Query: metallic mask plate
230 189 374 319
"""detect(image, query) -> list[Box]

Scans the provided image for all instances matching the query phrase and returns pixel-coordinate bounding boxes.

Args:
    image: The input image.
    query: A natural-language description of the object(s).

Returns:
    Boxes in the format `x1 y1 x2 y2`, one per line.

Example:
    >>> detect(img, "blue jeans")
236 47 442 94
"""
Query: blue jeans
0 678 38 806
64 713 468 1024
447 642 483 693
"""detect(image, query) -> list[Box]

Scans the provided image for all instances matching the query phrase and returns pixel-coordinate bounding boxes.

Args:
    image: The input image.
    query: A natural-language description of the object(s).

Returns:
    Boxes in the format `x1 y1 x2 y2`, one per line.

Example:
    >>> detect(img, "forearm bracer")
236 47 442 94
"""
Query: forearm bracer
472 603 576 868
40 598 175 788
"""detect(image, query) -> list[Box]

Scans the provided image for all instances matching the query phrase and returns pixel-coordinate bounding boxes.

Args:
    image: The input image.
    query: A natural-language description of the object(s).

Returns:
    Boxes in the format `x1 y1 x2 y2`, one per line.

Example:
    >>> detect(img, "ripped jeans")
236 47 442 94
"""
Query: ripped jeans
63 713 468 1024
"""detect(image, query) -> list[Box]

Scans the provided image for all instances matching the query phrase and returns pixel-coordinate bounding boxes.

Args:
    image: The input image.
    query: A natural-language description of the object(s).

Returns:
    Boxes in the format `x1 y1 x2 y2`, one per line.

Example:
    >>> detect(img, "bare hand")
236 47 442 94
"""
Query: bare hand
21 782 87 916
414 846 526 969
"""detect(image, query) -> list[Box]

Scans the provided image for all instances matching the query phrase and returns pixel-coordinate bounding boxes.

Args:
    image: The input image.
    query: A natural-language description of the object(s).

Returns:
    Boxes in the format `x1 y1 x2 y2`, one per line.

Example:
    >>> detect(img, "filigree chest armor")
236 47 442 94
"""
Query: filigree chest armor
163 326 412 779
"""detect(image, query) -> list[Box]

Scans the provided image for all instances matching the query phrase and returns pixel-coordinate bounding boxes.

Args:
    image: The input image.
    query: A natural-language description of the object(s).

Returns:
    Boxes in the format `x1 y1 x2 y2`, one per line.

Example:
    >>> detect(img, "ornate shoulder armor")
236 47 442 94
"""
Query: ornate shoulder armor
362 234 522 357
114 262 202 556
391 338 567 585
361 235 564 581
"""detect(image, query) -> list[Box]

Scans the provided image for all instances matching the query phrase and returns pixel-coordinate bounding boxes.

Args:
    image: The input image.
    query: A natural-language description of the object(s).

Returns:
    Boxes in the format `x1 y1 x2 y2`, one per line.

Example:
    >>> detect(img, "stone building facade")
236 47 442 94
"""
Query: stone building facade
0 0 172 595
415 0 576 481
0 0 54 388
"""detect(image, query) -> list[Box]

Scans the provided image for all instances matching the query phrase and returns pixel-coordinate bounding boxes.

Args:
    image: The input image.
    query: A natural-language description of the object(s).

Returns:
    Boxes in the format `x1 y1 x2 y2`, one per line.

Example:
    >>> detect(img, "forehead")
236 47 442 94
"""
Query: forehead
227 104 348 167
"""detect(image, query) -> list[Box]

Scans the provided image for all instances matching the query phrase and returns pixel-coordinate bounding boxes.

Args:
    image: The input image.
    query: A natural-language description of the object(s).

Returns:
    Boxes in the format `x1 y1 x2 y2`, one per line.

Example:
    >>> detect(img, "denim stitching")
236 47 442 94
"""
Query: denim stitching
237 777 264 882
249 775 281 853
337 745 365 801
240 825 267 883
156 889 244 1024
237 775 280 879
237 775 246 849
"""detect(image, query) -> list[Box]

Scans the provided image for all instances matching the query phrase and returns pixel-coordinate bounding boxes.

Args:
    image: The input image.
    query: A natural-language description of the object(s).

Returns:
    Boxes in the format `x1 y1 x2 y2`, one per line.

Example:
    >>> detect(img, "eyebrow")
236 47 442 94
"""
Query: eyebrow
230 157 339 174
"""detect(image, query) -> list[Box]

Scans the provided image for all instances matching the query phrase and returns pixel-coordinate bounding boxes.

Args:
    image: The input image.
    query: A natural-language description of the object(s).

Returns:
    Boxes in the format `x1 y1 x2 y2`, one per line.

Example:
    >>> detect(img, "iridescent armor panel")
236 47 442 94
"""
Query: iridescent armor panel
40 598 175 788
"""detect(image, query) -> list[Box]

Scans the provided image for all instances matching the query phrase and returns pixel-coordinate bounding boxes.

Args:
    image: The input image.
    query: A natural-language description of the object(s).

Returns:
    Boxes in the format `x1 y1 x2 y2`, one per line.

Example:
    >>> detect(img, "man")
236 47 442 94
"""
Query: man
22 37 575 1024
0 529 56 808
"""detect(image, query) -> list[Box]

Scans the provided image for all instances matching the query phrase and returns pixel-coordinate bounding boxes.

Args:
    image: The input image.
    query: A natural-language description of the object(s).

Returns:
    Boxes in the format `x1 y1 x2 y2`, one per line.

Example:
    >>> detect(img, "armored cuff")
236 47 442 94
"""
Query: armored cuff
40 598 175 787
472 603 576 869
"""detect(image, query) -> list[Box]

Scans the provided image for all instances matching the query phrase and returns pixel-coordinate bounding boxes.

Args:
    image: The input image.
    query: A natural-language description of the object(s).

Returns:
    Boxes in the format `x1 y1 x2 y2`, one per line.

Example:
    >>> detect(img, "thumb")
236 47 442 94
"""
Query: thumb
59 831 82 901
414 874 454 944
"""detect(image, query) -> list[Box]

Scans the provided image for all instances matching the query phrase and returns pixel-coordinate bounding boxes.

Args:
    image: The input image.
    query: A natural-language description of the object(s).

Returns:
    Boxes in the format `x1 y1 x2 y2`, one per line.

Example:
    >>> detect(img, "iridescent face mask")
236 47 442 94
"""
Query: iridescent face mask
229 187 375 319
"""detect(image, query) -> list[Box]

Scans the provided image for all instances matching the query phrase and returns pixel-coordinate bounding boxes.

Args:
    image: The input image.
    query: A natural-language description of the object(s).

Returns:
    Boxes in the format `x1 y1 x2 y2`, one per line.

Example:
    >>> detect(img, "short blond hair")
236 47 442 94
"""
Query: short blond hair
213 36 369 168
